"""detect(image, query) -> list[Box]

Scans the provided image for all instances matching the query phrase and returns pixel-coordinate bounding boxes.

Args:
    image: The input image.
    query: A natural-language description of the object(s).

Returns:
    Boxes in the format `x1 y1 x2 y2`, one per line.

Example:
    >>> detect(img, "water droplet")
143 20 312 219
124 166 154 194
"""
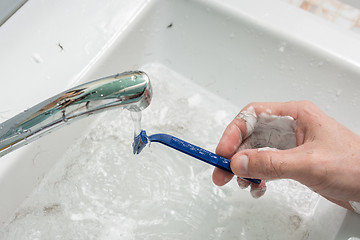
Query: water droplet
131 75 137 81
336 89 342 96
16 128 24 135
62 111 68 122
278 42 287 53
31 53 43 64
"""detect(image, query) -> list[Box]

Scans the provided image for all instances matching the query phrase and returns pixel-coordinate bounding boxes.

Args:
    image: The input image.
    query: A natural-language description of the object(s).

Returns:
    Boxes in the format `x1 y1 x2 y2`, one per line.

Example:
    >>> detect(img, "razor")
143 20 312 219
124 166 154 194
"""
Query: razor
132 130 261 185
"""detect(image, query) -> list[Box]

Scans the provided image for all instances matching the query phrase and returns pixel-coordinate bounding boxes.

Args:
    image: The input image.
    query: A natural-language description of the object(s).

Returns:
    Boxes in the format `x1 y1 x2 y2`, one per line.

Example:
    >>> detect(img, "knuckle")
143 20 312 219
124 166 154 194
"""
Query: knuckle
300 100 319 114
298 101 323 124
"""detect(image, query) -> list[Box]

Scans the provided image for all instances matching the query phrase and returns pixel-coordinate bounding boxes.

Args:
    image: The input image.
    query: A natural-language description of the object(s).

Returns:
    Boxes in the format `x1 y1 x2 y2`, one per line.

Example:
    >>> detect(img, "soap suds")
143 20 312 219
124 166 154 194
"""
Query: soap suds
257 147 278 152
188 94 202 108
238 111 296 151
237 106 257 138
214 110 229 126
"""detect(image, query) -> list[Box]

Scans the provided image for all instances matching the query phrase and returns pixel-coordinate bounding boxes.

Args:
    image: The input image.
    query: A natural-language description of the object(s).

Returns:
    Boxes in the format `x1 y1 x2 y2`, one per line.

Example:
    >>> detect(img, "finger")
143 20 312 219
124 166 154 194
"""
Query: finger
250 180 267 199
212 167 234 186
237 177 267 199
237 176 251 189
216 121 245 159
216 105 257 158
230 146 308 181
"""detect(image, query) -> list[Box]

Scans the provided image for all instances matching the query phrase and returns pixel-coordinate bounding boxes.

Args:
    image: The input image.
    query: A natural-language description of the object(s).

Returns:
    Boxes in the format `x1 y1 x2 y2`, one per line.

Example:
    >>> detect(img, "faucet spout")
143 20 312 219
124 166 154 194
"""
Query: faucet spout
0 71 152 157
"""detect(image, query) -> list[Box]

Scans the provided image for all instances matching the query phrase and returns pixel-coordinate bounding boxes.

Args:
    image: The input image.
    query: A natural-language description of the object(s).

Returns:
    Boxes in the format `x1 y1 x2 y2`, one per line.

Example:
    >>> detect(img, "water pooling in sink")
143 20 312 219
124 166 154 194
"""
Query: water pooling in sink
0 63 319 239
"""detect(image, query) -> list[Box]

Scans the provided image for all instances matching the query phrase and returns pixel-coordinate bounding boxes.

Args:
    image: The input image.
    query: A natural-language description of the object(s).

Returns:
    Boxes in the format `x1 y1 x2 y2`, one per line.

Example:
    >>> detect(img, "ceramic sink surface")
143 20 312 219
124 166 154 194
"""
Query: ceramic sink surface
0 0 360 239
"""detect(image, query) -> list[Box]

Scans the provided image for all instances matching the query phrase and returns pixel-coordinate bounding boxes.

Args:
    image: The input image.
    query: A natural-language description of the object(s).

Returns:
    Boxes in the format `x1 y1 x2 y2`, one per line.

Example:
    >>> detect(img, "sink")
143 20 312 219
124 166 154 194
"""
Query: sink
338 0 360 9
1 0 360 239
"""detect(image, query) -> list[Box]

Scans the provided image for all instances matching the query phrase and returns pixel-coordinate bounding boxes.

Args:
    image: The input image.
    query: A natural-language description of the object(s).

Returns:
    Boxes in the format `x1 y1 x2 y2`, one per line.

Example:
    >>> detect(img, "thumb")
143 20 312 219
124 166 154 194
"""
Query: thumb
230 147 308 181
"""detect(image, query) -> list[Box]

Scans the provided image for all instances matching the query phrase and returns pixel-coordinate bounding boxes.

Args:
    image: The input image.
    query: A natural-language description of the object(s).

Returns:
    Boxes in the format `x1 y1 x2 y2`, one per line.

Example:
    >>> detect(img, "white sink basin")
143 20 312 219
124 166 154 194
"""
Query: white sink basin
1 0 360 239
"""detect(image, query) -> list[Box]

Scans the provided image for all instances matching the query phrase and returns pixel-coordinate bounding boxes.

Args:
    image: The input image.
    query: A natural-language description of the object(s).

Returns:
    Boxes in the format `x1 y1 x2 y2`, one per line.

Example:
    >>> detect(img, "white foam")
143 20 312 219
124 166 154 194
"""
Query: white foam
237 106 257 138
257 147 278 152
246 113 296 150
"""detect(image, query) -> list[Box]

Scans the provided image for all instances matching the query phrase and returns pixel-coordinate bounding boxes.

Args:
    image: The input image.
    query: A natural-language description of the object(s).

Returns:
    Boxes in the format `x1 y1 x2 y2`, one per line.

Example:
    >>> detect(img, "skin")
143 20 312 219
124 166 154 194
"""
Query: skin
212 101 360 211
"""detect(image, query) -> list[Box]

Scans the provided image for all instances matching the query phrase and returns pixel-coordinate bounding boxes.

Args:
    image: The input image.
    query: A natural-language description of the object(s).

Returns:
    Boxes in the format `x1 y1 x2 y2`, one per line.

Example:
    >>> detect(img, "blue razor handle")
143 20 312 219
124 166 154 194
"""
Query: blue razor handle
134 130 261 185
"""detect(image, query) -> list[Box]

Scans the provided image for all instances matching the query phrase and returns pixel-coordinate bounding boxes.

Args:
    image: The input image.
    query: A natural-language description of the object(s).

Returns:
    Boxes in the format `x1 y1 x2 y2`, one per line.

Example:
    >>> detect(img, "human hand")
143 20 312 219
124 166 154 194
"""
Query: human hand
212 101 360 211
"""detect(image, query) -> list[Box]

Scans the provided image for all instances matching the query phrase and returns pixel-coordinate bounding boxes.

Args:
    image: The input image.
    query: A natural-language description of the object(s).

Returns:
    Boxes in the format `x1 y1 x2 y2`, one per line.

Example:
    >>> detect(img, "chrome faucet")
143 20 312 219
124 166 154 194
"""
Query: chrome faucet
0 71 152 157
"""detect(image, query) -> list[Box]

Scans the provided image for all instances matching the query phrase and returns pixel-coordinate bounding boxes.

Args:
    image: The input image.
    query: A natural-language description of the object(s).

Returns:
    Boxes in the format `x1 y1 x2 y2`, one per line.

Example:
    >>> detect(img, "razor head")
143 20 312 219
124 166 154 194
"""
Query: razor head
132 130 149 154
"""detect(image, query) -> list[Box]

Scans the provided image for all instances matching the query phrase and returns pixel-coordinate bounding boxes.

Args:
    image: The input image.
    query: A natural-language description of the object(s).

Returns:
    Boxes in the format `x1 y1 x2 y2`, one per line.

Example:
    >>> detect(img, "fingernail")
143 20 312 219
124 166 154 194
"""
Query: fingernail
237 176 250 189
235 155 249 176
224 175 233 184
250 185 266 199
